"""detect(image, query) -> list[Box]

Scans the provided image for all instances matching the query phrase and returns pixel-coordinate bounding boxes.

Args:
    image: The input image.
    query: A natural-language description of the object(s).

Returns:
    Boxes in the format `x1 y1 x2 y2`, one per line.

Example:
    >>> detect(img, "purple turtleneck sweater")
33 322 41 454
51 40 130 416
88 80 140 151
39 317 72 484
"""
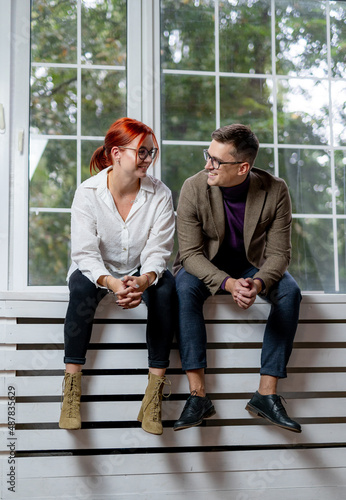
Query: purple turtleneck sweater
211 175 251 286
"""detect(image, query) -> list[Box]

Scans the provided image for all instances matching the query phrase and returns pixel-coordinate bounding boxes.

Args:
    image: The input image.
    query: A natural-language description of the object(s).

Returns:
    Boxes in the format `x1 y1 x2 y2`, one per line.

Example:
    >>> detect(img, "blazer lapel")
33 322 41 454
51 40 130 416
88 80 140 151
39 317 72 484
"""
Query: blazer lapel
244 171 267 250
208 185 225 243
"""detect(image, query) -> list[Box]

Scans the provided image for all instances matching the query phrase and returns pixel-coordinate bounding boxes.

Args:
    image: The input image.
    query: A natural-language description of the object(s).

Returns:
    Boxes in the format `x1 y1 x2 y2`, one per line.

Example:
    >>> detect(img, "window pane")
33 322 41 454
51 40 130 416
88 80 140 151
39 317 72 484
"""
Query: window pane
255 148 274 174
290 218 335 292
81 69 126 136
219 0 271 74
330 1 346 78
30 67 77 136
31 0 77 64
335 150 346 215
332 81 346 146
81 140 102 182
278 149 332 214
81 0 126 66
161 0 215 71
338 220 346 293
276 0 328 77
29 213 71 286
277 79 329 145
29 0 127 286
29 138 77 209
161 75 215 141
161 145 205 209
220 77 273 143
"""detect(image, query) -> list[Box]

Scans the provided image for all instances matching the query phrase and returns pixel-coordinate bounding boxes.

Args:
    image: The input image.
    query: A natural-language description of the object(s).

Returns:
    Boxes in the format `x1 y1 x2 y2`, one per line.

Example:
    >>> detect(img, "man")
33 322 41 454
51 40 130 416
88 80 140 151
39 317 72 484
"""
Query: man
173 124 302 433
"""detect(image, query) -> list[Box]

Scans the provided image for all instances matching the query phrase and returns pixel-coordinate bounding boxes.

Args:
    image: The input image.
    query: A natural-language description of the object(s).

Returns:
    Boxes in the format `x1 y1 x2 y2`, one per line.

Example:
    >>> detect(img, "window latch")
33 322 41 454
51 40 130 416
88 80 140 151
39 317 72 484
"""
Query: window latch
18 129 24 154
0 104 5 133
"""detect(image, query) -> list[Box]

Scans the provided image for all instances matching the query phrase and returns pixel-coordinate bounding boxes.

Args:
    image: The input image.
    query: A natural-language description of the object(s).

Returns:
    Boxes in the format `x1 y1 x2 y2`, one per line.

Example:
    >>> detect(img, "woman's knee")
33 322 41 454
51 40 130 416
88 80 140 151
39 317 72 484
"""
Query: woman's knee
69 270 100 301
152 272 176 302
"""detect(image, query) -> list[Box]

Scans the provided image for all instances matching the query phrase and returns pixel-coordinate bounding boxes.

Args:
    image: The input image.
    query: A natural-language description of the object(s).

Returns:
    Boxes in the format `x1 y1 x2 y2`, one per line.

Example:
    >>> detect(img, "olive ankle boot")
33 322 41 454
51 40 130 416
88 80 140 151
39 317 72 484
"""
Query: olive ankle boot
59 371 82 430
137 372 171 435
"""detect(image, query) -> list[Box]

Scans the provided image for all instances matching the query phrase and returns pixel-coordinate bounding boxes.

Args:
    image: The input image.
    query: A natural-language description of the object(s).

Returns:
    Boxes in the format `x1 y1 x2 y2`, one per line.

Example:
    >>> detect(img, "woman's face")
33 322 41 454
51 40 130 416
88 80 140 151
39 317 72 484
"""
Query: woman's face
112 134 156 180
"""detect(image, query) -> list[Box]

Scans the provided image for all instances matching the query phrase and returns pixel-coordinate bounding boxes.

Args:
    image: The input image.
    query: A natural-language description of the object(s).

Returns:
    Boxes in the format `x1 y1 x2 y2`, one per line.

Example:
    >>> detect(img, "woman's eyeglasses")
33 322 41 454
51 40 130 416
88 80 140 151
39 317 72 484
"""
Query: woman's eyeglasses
119 146 158 161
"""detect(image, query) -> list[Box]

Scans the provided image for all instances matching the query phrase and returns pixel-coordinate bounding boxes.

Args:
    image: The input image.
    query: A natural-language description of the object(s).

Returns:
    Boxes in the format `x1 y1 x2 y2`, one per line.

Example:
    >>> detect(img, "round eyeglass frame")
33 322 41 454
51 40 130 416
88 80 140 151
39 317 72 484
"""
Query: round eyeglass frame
118 146 158 161
203 149 243 170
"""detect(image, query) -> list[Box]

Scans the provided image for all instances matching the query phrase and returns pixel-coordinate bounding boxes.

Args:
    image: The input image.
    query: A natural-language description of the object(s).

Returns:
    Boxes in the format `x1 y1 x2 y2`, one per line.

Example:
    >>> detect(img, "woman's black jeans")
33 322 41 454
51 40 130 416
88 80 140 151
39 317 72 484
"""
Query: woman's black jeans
64 269 176 369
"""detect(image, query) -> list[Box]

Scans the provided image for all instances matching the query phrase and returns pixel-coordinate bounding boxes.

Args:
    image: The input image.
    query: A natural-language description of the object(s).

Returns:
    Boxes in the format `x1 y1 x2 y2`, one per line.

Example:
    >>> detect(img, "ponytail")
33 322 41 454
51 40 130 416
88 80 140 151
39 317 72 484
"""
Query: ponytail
90 145 111 174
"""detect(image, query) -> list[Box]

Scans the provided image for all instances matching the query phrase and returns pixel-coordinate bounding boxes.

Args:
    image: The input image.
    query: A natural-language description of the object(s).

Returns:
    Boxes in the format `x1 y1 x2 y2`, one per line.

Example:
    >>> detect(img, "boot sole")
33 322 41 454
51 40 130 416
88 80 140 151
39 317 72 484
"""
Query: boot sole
58 422 81 430
173 406 216 431
245 403 301 433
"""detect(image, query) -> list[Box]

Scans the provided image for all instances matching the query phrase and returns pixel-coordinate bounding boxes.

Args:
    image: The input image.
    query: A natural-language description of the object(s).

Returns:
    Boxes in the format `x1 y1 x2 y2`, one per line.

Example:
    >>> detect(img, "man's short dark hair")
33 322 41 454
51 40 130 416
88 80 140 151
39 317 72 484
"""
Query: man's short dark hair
211 124 259 167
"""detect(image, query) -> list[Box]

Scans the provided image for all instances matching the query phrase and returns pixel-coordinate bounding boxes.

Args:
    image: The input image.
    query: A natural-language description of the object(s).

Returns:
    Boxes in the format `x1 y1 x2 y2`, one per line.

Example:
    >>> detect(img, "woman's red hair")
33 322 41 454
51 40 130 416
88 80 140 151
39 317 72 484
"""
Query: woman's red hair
90 117 159 174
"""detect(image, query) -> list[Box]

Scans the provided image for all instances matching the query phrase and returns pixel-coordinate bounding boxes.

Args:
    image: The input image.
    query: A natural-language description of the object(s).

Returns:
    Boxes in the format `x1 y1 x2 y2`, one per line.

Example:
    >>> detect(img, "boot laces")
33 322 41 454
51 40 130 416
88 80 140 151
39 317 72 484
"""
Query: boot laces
61 374 80 418
274 395 288 413
149 377 171 421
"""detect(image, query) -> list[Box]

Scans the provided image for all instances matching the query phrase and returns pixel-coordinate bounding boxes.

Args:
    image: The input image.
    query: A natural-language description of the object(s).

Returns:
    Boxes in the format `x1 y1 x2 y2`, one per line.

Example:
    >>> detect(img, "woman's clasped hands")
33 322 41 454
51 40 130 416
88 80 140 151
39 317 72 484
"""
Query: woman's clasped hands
107 274 154 309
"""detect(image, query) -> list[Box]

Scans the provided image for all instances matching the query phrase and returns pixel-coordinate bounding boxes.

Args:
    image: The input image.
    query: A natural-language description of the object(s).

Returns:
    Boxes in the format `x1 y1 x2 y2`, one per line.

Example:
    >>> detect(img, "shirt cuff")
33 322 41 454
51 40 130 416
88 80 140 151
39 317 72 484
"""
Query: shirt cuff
221 277 230 291
253 277 265 293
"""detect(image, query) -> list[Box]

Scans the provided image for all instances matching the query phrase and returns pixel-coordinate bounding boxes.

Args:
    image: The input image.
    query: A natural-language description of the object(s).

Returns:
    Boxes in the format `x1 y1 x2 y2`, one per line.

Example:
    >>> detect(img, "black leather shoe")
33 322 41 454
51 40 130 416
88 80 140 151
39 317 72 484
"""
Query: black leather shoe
173 395 216 431
245 391 301 433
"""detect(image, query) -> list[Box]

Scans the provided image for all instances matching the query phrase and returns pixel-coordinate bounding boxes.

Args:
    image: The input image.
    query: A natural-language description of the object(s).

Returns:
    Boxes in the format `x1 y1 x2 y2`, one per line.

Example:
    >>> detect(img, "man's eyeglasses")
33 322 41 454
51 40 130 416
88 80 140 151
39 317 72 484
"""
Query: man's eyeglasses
119 146 158 161
203 149 243 170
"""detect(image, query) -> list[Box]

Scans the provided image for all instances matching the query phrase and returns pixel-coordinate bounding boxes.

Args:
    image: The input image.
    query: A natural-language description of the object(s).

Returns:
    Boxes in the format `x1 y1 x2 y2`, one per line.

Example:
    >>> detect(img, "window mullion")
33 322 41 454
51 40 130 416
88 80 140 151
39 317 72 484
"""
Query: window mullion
127 0 142 122
0 0 12 291
10 0 31 291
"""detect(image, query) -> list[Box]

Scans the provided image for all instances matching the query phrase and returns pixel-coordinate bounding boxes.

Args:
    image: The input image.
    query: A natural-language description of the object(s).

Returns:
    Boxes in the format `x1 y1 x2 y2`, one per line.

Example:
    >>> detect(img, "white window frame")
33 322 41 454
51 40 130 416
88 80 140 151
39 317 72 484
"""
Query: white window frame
0 0 12 292
1 0 345 300
3 0 161 293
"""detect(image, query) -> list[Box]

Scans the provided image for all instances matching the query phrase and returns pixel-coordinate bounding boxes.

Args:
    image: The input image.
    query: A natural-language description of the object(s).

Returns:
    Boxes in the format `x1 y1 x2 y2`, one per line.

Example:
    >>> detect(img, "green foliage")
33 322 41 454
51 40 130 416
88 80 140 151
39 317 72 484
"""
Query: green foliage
28 0 346 291
219 0 272 74
29 139 77 208
160 0 346 293
29 212 71 286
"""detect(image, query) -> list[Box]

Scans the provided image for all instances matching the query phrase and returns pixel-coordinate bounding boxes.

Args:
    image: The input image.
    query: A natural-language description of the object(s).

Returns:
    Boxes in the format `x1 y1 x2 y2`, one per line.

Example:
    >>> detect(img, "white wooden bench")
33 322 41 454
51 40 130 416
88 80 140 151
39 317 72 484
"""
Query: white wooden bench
1 291 346 499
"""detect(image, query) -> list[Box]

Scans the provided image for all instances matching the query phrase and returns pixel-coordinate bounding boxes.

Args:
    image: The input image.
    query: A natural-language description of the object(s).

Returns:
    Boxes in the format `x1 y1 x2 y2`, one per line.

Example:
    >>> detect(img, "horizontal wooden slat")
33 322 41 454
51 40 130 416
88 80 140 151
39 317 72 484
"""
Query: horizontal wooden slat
3 447 346 478
0 296 147 319
2 322 346 344
1 372 345 398
1 397 345 425
1 424 345 452
1 453 346 499
1 347 345 371
1 482 345 500
2 290 346 303
2 295 346 320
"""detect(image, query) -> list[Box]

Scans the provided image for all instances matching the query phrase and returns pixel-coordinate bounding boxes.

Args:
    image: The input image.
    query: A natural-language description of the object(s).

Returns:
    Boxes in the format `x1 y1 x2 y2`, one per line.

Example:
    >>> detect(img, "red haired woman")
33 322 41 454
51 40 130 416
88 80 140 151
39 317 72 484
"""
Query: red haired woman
59 118 176 435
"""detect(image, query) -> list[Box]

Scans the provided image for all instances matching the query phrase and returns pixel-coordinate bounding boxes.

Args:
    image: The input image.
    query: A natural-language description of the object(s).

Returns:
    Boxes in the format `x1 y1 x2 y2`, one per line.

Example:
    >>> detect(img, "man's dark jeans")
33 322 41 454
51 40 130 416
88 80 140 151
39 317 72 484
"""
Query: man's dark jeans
175 266 302 378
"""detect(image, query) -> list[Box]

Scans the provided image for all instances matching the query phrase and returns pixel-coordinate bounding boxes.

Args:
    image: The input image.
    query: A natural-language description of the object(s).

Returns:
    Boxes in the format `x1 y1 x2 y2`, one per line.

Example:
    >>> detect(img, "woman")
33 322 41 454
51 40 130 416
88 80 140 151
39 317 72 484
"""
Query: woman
59 117 176 435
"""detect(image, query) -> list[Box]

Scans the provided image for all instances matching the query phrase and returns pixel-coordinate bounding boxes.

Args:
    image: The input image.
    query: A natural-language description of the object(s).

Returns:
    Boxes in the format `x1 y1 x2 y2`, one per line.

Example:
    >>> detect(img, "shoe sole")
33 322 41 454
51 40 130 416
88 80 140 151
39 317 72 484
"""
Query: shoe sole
245 403 301 433
173 406 216 431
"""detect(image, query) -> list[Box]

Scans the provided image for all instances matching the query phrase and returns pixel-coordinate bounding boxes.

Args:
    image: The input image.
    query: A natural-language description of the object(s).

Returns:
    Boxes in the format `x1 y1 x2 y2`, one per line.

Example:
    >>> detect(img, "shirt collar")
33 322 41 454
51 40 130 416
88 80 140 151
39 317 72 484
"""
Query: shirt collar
85 166 156 195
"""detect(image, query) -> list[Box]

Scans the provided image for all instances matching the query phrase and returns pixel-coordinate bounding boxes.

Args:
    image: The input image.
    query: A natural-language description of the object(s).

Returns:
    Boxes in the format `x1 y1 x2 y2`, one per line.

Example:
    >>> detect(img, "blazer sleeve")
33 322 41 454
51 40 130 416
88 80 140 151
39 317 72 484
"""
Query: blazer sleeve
252 179 292 294
176 179 229 295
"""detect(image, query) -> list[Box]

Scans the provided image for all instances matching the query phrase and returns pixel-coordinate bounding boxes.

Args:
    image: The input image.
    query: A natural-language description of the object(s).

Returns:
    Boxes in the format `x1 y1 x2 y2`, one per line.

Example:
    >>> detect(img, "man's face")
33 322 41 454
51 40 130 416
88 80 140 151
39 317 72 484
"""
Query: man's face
204 140 249 188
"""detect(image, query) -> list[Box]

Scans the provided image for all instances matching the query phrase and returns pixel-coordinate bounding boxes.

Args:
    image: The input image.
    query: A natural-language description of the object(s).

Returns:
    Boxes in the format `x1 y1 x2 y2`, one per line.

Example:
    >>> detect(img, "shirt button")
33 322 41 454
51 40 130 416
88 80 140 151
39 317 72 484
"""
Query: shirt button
123 247 127 251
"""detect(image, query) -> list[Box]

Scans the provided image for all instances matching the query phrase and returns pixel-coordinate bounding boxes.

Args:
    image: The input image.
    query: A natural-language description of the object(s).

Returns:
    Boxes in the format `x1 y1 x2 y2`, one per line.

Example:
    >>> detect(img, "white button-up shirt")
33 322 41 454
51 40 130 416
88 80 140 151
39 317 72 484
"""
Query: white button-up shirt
67 166 175 286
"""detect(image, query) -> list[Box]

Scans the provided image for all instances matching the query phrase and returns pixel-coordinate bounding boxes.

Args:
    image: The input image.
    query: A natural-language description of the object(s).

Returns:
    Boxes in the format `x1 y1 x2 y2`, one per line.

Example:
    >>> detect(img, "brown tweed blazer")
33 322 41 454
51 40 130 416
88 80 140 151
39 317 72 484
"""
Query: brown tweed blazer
173 167 292 296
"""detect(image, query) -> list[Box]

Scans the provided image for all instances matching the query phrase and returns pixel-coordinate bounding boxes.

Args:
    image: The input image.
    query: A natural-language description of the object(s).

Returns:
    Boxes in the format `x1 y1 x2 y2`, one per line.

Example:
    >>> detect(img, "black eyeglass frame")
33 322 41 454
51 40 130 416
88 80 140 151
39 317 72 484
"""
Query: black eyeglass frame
203 149 243 170
118 146 158 160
